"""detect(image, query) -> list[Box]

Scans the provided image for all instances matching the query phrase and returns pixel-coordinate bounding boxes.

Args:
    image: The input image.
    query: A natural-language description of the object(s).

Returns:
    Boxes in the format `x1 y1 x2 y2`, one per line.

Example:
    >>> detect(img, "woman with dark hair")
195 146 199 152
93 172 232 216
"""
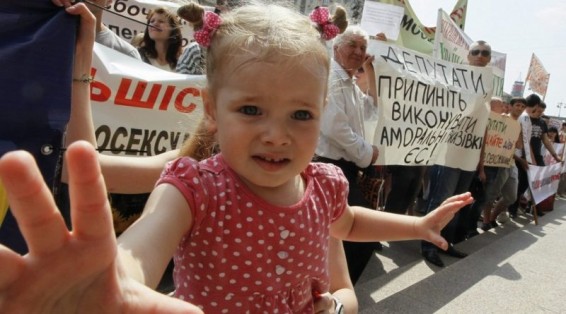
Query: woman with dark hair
138 7 183 72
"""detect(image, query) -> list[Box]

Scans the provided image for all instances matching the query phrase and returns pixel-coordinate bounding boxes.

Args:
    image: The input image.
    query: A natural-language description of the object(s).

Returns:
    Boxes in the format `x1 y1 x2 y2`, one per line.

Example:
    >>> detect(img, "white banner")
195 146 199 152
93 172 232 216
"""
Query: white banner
367 40 492 171
91 43 206 156
527 163 561 204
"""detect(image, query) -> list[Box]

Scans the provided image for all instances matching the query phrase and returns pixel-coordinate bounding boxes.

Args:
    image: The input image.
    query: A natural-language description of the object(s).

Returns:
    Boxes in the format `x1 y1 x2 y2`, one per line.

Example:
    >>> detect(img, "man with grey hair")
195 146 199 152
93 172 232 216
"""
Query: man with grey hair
315 25 380 283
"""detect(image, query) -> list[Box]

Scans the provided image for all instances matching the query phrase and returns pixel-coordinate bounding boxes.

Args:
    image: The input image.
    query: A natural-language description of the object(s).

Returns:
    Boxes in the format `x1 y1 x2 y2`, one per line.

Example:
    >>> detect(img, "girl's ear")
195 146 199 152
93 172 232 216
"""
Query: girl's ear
202 87 218 133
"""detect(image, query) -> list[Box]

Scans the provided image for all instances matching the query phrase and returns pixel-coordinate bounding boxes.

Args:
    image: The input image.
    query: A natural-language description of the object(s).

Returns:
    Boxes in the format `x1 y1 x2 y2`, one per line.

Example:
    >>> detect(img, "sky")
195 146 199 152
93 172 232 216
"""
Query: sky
409 0 566 118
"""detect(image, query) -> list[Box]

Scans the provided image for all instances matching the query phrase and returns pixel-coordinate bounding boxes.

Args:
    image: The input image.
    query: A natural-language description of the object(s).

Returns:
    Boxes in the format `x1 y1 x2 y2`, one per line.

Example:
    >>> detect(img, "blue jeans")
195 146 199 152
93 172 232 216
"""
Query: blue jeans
422 165 474 251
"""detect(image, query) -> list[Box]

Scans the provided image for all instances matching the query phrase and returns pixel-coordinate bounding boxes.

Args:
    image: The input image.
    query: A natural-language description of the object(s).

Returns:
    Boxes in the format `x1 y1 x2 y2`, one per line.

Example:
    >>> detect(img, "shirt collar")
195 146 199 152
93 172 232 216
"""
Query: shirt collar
331 59 353 82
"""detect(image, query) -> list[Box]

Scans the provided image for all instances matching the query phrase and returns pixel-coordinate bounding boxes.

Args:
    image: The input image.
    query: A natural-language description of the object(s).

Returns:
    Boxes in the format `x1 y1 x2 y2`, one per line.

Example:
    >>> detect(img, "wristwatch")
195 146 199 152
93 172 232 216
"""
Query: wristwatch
332 295 345 314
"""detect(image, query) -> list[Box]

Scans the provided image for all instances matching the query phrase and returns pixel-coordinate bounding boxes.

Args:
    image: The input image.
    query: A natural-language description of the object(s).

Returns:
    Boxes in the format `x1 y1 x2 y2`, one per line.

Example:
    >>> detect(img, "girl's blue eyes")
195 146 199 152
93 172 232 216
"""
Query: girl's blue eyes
293 111 313 120
239 106 260 115
238 106 313 120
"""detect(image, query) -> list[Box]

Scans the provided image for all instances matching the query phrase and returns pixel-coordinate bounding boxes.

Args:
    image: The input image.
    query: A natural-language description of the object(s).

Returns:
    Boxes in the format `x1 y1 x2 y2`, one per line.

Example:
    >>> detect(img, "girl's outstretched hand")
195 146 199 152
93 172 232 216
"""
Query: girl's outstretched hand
417 192 474 250
0 141 202 314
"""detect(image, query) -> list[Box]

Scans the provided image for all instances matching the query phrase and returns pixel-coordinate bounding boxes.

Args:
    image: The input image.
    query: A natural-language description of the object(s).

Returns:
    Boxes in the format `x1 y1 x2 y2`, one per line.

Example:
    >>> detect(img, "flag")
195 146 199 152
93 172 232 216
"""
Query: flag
525 53 550 97
0 0 76 253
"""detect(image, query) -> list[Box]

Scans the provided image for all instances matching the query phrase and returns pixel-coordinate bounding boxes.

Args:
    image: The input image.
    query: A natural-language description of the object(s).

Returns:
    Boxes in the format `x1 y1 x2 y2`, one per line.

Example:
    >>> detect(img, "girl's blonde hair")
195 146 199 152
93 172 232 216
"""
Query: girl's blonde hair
205 3 330 92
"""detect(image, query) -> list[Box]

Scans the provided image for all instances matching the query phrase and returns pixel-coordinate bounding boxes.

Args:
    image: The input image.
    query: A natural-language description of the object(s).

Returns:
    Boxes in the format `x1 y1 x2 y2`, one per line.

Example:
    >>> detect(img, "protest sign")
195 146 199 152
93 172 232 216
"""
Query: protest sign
527 164 561 205
367 40 492 171
483 112 520 168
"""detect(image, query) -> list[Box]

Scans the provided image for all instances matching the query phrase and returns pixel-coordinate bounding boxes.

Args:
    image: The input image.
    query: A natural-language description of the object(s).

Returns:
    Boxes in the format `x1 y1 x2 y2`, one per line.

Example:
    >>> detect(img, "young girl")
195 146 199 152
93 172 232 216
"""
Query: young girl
0 2 473 313
138 7 183 72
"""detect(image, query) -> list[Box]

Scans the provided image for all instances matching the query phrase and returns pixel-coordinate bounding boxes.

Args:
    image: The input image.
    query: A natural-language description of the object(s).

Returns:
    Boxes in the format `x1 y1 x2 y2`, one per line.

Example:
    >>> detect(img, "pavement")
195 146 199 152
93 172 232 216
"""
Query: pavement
354 198 566 313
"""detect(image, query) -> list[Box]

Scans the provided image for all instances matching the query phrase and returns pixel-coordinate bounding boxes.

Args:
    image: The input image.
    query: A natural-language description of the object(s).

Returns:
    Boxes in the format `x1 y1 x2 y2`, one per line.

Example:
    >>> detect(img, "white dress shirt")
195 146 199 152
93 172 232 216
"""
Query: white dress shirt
316 59 377 168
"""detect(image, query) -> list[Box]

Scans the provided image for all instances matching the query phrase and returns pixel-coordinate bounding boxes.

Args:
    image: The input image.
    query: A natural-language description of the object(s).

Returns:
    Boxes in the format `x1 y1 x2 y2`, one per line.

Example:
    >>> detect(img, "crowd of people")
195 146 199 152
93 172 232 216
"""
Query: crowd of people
0 0 563 313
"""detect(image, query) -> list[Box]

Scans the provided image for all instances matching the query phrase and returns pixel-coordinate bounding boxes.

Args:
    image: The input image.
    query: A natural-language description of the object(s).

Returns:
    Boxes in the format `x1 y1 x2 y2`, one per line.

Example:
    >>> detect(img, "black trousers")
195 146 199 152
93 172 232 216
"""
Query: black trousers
314 156 376 284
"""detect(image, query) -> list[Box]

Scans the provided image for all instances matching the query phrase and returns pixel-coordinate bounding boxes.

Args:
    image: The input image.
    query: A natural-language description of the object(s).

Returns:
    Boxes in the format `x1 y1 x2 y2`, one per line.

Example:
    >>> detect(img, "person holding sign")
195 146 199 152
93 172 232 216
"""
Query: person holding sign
421 40 493 267
315 25 381 283
467 97 521 233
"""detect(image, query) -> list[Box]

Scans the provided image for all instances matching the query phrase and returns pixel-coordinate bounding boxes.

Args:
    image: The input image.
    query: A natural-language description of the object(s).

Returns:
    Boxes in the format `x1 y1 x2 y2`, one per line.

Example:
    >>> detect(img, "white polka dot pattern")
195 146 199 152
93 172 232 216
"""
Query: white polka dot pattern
158 154 348 313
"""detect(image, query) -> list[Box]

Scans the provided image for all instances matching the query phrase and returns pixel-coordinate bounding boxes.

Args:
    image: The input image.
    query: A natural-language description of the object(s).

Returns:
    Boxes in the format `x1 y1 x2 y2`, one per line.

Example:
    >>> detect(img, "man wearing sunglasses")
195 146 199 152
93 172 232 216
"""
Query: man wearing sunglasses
468 40 492 67
421 40 492 267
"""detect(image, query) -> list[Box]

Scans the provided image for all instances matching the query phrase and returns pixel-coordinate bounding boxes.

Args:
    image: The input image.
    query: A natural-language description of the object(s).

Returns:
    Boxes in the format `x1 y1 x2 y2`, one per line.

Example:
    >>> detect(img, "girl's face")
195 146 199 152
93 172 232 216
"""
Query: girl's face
147 13 172 42
204 58 327 203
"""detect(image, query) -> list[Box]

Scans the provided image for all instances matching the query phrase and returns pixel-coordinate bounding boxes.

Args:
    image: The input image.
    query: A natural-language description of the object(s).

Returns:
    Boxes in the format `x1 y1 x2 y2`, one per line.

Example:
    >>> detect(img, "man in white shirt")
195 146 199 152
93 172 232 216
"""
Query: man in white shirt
315 25 379 284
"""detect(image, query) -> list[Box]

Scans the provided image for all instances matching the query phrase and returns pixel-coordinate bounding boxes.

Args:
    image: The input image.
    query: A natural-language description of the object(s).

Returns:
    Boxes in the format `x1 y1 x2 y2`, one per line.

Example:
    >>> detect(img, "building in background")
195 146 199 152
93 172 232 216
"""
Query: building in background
511 79 525 97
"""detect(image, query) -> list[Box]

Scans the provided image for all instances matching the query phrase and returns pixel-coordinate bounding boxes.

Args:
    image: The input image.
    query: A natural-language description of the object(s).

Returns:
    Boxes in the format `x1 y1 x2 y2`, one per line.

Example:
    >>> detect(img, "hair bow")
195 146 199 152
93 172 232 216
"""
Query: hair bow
194 11 222 47
309 7 340 40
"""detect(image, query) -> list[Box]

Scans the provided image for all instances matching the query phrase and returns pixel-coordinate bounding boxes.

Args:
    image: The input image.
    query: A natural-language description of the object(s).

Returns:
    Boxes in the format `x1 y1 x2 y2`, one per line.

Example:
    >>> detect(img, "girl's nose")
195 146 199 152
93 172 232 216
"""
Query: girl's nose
260 121 290 146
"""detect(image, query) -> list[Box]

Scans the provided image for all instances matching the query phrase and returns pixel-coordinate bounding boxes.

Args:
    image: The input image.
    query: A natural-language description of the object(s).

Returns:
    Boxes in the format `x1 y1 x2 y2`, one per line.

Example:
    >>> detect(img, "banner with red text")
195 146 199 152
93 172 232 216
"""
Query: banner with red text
92 43 205 156
483 112 520 167
367 40 492 171
527 164 561 204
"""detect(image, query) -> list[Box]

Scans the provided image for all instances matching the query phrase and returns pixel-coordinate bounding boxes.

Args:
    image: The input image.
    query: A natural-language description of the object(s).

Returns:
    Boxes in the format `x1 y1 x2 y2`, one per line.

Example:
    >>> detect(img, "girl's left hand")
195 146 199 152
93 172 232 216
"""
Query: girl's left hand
313 291 335 314
418 192 474 250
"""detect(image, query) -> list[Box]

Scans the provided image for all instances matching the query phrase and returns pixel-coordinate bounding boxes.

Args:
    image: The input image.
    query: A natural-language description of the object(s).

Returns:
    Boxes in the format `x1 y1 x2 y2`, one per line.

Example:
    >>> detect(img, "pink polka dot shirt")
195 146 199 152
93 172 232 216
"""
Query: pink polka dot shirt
157 154 348 313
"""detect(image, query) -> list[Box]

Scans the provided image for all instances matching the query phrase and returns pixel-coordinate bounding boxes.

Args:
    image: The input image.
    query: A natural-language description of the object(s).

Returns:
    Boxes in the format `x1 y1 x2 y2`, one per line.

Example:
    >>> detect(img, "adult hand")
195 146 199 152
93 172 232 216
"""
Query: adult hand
374 32 387 41
0 142 203 314
519 158 529 171
371 145 379 164
416 193 474 250
57 1 97 80
362 54 375 74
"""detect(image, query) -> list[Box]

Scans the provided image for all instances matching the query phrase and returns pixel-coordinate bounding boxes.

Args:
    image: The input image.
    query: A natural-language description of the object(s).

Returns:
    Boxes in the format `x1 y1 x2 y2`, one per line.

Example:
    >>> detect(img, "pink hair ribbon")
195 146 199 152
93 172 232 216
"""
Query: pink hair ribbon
194 11 222 47
309 7 340 40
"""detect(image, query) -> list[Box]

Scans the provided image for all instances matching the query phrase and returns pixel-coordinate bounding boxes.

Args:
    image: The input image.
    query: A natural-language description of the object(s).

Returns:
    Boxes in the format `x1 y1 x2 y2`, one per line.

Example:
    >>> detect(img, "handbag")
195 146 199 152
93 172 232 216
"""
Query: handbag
357 166 386 210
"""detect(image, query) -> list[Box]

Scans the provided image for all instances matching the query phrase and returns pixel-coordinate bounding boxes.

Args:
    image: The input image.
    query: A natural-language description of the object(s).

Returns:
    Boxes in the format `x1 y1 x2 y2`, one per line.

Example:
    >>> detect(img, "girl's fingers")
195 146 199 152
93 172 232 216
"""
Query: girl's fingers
0 245 22 288
0 151 68 255
440 192 473 206
66 142 114 242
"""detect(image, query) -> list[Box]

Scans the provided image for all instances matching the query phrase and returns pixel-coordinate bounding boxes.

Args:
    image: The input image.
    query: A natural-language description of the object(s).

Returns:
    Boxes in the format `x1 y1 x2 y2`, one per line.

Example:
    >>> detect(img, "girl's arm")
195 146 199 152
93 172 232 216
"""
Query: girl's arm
327 237 358 314
331 193 473 250
117 182 194 288
313 236 358 314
